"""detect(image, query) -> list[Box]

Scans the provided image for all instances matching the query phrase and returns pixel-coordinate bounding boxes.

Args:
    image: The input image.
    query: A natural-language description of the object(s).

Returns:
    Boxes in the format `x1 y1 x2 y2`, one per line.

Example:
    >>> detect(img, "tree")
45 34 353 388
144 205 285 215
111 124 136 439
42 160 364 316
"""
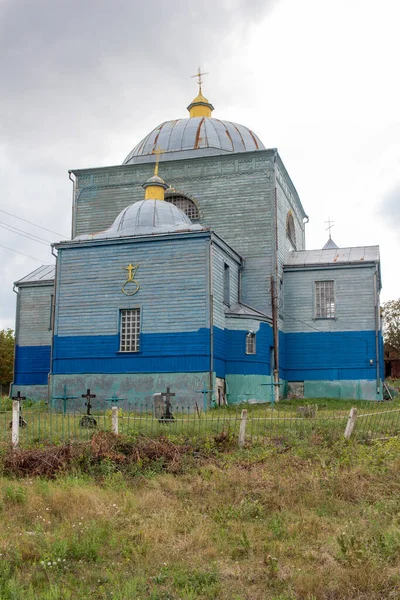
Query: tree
0 328 14 388
382 299 400 355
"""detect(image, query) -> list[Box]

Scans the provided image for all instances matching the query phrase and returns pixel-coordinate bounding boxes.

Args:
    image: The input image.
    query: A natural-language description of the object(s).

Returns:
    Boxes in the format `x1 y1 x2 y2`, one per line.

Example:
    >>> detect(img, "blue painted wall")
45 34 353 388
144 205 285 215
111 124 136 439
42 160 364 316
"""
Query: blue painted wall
214 322 273 378
284 330 377 381
52 330 210 374
14 345 51 385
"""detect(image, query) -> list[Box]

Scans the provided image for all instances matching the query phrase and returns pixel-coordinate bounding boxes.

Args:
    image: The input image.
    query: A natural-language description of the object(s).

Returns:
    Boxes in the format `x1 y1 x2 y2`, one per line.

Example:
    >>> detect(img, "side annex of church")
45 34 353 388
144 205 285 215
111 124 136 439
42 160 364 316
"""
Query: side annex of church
12 81 384 405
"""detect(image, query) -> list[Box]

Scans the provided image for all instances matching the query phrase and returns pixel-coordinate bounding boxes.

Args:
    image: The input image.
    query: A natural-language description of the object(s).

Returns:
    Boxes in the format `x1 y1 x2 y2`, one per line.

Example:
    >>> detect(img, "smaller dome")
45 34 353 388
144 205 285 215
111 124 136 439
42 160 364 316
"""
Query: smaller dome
191 92 210 104
74 200 203 241
143 174 168 187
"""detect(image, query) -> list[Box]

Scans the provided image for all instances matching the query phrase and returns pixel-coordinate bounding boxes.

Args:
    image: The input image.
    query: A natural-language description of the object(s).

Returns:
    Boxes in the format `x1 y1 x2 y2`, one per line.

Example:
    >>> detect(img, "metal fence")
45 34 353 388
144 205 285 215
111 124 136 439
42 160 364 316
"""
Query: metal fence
2 398 400 448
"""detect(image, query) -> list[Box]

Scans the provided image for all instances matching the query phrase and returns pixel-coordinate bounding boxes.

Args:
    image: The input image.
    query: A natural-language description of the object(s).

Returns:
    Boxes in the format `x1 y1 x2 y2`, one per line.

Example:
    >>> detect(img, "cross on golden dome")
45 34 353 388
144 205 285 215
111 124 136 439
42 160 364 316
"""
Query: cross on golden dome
151 146 165 177
191 67 209 95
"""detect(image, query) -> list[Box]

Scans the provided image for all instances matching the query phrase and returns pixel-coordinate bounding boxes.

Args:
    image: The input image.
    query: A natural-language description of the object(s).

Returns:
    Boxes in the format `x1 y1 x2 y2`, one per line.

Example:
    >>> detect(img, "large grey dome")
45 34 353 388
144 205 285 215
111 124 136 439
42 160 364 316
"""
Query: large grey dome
123 117 265 165
74 200 203 241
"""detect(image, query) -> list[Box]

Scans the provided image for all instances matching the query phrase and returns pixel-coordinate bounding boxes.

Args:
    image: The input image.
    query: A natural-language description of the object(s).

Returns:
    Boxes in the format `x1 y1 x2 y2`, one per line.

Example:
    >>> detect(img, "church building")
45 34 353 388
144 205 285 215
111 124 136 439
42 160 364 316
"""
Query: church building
12 76 384 405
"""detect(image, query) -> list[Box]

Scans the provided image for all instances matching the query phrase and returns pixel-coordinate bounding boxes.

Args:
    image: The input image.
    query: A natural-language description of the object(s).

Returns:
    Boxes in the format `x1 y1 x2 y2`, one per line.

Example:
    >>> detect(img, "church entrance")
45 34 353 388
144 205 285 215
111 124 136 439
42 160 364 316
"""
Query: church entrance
215 377 226 406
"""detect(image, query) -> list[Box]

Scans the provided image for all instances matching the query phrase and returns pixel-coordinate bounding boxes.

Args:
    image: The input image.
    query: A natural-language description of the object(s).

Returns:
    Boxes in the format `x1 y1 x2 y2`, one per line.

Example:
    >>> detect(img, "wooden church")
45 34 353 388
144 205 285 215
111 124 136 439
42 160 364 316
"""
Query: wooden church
12 76 384 405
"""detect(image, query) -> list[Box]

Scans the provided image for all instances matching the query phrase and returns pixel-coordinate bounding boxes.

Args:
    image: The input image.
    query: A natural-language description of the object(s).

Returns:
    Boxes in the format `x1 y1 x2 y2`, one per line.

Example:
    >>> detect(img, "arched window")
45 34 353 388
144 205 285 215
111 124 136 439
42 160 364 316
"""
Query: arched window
246 332 256 355
286 211 296 249
165 192 200 221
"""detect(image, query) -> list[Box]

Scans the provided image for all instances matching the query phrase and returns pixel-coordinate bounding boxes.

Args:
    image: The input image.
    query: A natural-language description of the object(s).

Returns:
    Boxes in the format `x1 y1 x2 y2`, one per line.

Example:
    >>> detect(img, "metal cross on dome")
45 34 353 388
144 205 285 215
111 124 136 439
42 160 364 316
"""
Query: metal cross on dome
191 67 209 94
151 146 165 177
325 217 335 239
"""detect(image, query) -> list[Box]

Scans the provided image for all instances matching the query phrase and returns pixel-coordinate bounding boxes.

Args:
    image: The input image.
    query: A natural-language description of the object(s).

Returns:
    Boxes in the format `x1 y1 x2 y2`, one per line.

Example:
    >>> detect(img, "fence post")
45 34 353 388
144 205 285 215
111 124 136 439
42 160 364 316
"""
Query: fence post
238 409 248 448
111 406 119 435
344 407 357 439
12 401 20 447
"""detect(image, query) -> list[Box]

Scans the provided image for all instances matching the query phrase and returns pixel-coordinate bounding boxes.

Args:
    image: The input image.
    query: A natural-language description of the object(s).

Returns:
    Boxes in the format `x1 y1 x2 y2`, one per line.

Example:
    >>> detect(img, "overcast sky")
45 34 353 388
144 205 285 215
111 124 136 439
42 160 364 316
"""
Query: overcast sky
0 0 399 329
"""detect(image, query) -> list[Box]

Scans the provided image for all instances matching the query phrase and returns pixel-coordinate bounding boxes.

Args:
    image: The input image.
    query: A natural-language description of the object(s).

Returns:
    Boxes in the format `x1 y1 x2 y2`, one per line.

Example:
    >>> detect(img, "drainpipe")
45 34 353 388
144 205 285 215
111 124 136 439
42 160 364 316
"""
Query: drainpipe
272 154 280 403
69 171 76 239
208 239 214 407
49 244 59 405
11 284 20 397
373 263 381 397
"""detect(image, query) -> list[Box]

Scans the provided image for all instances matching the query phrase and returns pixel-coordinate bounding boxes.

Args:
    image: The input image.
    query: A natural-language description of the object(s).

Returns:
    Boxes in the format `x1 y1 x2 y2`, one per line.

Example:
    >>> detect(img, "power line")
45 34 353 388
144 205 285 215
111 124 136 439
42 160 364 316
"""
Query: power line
0 208 68 239
0 222 51 246
0 243 48 263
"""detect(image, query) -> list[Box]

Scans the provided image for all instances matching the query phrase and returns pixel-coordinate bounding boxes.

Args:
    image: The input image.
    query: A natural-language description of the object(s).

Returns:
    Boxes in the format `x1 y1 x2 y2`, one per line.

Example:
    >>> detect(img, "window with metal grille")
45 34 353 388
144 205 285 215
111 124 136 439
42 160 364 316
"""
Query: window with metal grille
224 263 230 306
246 332 256 354
120 308 140 352
165 194 199 220
315 281 335 319
286 212 296 249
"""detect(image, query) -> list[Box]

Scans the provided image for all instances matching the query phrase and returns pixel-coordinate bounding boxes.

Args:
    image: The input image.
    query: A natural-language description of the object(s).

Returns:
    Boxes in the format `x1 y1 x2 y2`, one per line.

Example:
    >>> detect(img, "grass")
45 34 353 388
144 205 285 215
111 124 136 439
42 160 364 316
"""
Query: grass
0 433 400 598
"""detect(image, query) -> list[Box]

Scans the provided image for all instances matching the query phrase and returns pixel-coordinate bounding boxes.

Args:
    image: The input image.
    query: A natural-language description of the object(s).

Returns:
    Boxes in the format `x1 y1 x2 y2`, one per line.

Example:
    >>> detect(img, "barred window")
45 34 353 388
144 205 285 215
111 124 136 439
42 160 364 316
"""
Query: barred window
120 309 140 352
286 212 296 249
315 281 335 319
165 194 199 220
246 332 256 355
224 263 230 306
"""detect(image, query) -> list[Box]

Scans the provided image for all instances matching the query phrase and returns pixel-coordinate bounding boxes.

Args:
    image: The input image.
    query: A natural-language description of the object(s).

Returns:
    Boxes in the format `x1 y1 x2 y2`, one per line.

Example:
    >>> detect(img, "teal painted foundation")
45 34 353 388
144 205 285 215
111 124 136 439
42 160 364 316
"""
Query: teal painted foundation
10 384 49 402
50 372 211 412
225 374 273 405
304 380 382 401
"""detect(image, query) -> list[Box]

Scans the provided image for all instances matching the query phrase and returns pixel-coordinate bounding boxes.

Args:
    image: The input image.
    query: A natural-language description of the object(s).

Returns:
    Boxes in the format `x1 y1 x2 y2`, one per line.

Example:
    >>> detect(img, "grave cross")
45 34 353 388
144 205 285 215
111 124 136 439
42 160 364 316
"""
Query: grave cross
195 383 214 413
105 393 124 406
80 388 97 428
160 387 175 421
11 390 28 428
82 389 96 416
53 385 77 415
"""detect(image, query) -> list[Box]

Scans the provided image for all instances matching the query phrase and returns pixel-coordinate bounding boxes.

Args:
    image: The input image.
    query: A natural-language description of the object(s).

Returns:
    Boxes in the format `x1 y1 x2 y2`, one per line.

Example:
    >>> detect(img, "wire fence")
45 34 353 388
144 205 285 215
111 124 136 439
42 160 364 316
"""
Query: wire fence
2 397 400 447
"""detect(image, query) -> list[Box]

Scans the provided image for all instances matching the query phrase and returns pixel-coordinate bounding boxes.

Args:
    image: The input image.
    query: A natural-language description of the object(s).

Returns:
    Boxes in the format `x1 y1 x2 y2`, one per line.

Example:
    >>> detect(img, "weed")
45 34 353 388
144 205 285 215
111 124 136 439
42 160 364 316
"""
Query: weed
4 484 27 505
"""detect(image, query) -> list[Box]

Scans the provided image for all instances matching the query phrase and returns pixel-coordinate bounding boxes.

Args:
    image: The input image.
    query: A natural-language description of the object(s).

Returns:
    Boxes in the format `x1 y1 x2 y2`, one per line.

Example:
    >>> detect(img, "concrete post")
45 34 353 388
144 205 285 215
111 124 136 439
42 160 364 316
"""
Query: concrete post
111 406 119 435
12 401 19 447
238 409 248 448
344 407 357 439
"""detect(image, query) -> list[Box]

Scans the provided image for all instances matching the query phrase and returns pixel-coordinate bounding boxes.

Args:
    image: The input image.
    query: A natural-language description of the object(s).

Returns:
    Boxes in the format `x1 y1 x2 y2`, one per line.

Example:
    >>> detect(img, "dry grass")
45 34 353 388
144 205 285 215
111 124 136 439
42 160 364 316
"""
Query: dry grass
0 436 400 598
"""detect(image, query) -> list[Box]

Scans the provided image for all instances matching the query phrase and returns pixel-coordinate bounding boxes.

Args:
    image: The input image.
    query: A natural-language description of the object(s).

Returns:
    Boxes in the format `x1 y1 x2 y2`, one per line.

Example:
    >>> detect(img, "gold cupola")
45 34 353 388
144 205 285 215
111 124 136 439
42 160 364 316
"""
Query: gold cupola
187 67 214 118
142 147 168 200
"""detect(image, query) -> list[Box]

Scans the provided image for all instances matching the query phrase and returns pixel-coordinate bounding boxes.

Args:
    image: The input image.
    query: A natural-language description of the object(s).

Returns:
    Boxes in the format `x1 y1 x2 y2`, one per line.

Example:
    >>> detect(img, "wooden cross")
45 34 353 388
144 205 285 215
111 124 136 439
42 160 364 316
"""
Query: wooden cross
82 388 96 416
151 146 165 177
195 383 214 413
191 67 209 94
12 391 26 402
53 385 77 415
325 217 335 239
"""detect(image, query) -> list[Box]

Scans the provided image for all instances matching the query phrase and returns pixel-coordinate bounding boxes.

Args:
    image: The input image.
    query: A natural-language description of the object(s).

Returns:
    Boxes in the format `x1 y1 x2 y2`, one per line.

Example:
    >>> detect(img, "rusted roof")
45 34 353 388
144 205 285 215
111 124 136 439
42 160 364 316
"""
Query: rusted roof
284 246 380 268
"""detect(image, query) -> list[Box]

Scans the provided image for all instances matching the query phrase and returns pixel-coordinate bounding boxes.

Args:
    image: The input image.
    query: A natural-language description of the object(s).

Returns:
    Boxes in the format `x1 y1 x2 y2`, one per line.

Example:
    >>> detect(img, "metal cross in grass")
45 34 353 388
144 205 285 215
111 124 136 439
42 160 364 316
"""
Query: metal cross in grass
52 385 77 415
10 390 27 428
105 393 124 407
159 387 175 422
80 388 97 428
195 383 214 413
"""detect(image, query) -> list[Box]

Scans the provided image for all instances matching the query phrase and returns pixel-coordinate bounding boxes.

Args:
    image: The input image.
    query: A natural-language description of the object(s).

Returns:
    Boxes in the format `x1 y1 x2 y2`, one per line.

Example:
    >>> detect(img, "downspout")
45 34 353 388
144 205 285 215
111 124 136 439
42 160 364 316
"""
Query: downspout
69 171 76 239
11 284 20 397
272 153 280 403
302 215 309 248
238 260 244 303
208 239 214 408
49 244 59 405
373 263 381 397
